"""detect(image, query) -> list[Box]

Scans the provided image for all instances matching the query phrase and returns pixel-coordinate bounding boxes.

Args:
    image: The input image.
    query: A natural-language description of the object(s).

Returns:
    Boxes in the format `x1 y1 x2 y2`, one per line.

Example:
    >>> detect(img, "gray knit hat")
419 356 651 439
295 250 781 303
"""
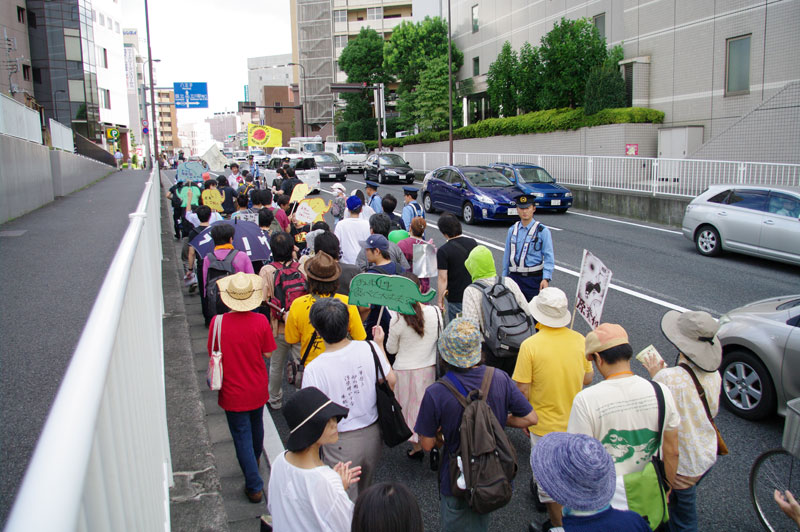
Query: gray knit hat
530 432 616 511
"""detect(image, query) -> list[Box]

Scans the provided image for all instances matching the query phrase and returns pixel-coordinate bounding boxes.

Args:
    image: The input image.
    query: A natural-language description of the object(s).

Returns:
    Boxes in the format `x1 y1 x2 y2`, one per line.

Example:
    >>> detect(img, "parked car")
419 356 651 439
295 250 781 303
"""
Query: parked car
314 152 346 181
270 147 302 160
681 185 800 266
365 153 415 184
421 166 519 224
264 156 320 193
233 150 248 164
324 141 368 173
716 295 800 420
491 162 573 212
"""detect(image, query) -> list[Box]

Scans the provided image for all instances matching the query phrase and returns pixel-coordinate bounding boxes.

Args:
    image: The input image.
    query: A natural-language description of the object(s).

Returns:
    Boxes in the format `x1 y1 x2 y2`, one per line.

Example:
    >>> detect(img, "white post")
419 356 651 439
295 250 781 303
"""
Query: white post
587 157 593 190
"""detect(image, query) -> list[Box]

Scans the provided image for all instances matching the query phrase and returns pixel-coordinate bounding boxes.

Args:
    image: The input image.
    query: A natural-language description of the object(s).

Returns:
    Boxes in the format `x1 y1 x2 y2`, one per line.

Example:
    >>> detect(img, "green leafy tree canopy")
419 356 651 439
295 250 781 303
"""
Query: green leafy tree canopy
338 28 390 84
486 41 518 117
516 42 542 113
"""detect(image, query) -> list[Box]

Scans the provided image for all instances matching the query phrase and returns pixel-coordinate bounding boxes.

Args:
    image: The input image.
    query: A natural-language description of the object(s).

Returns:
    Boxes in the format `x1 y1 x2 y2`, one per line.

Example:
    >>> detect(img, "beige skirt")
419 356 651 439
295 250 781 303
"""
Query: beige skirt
394 365 436 443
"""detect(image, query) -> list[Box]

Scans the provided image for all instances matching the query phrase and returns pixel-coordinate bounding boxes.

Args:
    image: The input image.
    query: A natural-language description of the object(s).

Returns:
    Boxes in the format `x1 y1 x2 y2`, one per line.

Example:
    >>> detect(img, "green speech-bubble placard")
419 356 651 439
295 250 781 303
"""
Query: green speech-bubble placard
348 274 436 315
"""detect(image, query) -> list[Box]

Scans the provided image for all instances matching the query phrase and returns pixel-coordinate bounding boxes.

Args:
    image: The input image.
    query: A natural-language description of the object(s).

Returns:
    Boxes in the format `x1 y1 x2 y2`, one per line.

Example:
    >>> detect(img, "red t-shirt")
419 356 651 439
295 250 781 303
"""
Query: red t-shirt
208 311 276 411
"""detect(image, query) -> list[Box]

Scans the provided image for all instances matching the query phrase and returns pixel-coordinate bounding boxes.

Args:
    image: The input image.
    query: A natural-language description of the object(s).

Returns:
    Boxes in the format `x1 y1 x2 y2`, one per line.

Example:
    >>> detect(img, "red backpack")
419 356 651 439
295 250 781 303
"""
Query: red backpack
269 261 307 321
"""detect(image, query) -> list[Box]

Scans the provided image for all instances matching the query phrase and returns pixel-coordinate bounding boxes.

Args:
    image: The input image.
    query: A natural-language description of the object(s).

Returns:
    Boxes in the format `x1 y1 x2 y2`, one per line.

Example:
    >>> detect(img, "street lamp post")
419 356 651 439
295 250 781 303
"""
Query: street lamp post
447 0 454 166
144 0 159 172
137 57 160 169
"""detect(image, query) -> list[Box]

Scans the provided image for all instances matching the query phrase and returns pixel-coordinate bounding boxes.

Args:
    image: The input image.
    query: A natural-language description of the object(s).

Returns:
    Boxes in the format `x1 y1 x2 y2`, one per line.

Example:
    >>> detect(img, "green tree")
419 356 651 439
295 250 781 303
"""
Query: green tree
338 92 376 141
486 41 519 117
412 57 462 131
338 28 390 84
537 17 607 109
516 42 542 113
384 17 462 92
584 44 627 115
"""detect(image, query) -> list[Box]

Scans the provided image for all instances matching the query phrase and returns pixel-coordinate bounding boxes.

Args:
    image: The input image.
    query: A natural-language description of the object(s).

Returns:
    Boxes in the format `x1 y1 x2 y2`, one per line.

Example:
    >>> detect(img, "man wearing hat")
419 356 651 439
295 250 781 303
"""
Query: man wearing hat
364 180 383 213
401 186 425 231
641 311 723 532
415 318 538 531
246 153 261 181
330 182 347 225
209 273 276 503
511 287 592 529
334 195 372 265
567 323 681 486
502 193 554 301
530 432 651 531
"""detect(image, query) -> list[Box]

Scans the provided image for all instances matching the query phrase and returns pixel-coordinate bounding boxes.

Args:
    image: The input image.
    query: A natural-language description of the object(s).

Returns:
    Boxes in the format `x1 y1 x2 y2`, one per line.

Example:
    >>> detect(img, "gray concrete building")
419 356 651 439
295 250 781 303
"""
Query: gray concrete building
1 1 35 107
247 54 292 108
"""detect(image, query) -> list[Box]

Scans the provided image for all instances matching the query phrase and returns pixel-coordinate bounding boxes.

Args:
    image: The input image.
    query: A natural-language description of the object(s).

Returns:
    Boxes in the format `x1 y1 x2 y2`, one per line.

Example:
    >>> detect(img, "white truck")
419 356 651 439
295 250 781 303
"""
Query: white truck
323 139 368 173
288 136 325 155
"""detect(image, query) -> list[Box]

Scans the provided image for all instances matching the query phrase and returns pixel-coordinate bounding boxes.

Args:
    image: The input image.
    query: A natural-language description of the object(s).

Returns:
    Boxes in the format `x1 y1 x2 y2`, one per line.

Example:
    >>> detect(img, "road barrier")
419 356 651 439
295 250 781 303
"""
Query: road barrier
0 93 42 144
400 151 800 198
49 118 75 152
5 163 170 532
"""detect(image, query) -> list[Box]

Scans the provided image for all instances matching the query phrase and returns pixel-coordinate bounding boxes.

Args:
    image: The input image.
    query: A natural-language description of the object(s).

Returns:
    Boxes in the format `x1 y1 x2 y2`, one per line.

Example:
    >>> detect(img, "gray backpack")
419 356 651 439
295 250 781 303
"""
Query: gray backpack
470 277 535 358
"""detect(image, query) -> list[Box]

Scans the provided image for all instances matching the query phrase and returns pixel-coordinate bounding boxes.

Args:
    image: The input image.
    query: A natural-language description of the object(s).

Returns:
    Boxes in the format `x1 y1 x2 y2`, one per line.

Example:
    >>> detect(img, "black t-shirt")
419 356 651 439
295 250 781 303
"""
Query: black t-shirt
219 186 238 214
436 236 478 303
336 263 361 296
281 177 302 197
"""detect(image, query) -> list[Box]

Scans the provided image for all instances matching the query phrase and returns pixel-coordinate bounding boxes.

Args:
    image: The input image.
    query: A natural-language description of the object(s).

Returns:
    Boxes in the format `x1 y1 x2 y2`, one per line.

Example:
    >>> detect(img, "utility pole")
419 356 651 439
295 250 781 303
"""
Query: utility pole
144 0 158 172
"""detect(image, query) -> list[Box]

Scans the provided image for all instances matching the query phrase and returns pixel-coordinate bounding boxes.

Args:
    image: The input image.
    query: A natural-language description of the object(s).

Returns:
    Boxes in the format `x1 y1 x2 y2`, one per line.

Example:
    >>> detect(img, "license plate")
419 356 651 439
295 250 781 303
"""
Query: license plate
551 200 561 206
507 208 518 216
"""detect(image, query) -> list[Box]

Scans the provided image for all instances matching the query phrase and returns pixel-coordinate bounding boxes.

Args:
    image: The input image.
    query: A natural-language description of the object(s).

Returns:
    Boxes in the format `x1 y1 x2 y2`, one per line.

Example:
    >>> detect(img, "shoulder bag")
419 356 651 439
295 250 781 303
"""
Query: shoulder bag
207 315 224 390
368 341 412 447
679 363 729 455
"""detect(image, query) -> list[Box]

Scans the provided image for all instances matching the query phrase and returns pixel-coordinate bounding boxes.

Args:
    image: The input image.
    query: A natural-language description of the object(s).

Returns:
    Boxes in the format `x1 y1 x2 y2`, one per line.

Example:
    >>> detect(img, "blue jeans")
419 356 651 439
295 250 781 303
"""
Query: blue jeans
445 301 462 325
667 483 698 532
225 407 264 494
440 495 490 532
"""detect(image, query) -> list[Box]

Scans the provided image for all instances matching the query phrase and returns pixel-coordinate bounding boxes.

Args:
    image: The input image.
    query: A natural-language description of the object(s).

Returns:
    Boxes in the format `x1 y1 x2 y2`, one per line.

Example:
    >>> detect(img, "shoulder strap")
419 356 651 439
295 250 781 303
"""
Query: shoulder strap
300 331 317 366
679 363 716 424
368 340 387 381
649 379 666 453
222 249 239 266
438 374 470 408
212 314 223 352
479 366 495 400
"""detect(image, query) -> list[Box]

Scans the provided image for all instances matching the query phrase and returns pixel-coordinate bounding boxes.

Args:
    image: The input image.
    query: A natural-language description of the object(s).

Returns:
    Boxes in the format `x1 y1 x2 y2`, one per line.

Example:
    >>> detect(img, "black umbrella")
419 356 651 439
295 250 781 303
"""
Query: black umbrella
189 219 271 262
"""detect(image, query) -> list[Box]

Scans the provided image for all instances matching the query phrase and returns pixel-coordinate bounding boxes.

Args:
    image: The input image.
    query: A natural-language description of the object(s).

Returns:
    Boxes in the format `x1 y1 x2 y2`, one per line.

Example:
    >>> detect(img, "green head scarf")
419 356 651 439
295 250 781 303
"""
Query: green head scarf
464 245 497 282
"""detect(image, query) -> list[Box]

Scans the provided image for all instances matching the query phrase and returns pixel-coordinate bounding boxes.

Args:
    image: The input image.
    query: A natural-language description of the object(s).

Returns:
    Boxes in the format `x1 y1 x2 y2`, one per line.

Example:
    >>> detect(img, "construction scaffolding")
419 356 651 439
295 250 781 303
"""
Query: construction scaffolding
297 0 334 127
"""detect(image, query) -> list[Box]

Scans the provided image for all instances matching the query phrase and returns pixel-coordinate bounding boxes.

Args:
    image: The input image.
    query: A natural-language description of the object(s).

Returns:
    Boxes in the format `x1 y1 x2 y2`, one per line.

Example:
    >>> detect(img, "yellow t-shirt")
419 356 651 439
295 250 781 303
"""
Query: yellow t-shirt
512 324 590 436
284 293 367 364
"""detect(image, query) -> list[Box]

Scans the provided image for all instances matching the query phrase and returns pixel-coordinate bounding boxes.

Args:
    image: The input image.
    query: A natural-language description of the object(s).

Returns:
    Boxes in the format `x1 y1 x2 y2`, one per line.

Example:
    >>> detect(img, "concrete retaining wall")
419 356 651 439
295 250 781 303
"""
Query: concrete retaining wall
0 133 113 224
566 185 689 227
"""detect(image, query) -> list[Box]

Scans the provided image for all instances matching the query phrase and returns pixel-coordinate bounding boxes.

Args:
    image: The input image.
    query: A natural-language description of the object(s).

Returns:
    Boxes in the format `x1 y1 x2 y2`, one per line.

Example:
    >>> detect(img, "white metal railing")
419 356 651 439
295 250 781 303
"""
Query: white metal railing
49 118 75 152
5 163 170 532
400 151 800 199
0 93 42 144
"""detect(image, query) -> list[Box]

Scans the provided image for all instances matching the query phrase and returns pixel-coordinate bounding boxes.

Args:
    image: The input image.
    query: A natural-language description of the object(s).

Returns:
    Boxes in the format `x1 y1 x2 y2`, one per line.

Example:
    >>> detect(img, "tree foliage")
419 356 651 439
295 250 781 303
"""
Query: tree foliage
412 57 462 131
538 17 608 109
516 42 542 113
486 41 518 117
338 28 390 84
584 66 627 115
337 92 377 141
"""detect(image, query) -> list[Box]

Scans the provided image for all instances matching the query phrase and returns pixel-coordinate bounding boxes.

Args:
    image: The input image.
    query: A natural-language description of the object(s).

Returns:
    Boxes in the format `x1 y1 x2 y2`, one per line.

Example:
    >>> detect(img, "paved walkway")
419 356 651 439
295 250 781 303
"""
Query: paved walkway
0 167 148 524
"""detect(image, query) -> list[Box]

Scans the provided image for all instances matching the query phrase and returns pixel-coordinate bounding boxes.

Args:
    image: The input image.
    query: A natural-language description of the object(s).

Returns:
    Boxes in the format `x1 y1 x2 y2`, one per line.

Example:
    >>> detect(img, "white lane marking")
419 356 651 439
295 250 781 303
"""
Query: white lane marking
423 220 690 313
262 408 285 464
569 212 683 235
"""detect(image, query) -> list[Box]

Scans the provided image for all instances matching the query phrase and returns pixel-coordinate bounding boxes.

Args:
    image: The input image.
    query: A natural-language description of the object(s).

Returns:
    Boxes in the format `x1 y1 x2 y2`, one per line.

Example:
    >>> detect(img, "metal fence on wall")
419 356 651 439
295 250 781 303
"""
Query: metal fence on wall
399 151 800 199
5 163 170 532
0 93 42 144
49 118 75 152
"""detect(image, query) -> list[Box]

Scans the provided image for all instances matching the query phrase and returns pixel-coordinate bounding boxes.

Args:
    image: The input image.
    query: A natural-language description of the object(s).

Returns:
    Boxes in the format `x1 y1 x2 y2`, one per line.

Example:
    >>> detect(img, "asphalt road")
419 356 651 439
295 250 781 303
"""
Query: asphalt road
299 173 797 532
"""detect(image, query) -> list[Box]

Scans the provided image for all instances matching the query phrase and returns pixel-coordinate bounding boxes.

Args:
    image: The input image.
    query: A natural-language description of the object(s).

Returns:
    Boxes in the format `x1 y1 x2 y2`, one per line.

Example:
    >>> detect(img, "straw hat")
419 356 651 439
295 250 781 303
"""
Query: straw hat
217 272 263 312
661 310 722 372
530 287 571 328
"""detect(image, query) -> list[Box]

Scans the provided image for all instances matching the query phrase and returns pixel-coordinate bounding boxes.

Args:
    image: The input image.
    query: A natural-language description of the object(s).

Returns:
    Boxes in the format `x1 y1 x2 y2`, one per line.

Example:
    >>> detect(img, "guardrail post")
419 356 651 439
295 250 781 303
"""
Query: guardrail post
423 152 427 172
738 162 746 183
653 160 659 196
587 157 593 190
465 153 469 165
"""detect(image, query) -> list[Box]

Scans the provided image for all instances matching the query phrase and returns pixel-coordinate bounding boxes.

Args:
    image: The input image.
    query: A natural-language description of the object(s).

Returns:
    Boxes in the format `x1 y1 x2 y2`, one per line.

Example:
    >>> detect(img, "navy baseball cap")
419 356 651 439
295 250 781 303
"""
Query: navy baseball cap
362 234 389 251
365 180 380 190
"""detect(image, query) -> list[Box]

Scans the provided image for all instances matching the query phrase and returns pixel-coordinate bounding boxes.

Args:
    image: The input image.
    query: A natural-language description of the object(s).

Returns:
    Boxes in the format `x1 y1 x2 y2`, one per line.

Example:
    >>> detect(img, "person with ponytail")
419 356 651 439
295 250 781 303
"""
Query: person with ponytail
384 273 442 461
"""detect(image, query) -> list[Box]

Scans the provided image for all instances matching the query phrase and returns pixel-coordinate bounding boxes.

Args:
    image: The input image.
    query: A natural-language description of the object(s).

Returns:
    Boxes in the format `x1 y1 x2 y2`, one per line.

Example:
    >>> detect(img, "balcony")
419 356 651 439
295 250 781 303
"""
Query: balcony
347 15 410 34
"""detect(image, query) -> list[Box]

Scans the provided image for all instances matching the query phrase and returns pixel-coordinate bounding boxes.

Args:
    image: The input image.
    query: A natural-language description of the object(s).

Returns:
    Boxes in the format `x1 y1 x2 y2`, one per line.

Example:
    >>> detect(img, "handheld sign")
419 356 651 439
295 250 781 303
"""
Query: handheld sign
176 161 205 182
572 250 613 330
201 189 224 212
348 274 436 315
289 183 310 204
297 197 331 224
294 202 318 224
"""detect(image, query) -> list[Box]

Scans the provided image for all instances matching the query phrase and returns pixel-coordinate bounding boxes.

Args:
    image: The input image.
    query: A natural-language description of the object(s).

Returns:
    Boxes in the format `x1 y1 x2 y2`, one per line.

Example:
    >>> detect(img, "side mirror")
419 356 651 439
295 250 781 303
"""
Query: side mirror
453 182 462 189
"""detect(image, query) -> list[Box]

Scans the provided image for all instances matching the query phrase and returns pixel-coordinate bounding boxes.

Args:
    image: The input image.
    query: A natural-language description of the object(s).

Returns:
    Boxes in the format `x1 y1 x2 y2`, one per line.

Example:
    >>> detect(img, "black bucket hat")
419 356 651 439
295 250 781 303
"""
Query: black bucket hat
284 387 349 452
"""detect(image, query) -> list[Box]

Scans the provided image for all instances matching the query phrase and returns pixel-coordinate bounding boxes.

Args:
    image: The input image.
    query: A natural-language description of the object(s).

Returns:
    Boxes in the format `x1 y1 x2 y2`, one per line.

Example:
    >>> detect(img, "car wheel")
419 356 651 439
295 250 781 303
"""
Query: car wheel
462 202 475 225
338 175 346 182
720 349 777 420
378 171 386 184
695 225 722 257
423 193 437 213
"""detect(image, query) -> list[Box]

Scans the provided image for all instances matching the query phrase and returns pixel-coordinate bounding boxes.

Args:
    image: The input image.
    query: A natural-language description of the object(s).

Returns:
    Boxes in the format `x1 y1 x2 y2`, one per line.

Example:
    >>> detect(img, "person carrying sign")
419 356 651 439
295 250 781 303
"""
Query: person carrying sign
502 193 554 302
401 186 425 232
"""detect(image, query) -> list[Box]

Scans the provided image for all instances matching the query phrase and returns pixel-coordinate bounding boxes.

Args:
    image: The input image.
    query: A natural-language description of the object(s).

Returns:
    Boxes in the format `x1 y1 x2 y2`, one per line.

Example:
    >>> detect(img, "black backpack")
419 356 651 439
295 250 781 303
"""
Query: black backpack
438 368 518 514
470 277 535 359
205 249 240 316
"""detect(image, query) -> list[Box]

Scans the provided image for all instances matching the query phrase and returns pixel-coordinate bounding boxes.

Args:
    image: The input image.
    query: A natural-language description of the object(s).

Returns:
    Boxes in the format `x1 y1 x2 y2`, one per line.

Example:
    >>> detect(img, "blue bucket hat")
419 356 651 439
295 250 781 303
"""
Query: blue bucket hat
437 318 482 368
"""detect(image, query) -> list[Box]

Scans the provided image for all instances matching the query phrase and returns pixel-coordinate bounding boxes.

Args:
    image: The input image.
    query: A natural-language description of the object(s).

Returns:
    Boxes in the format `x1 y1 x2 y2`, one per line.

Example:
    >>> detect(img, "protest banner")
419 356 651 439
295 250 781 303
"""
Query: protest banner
295 198 330 224
201 189 224 212
348 274 436 315
572 250 613 330
247 124 282 148
176 161 205 182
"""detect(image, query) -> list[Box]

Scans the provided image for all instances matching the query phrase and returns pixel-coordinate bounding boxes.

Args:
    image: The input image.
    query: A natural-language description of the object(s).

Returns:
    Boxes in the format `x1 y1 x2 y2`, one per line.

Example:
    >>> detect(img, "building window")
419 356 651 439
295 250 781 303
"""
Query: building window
32 67 41 83
593 13 605 41
334 35 348 49
92 9 96 21
115 22 120 33
99 13 105 25
17 6 25 24
334 10 347 23
99 88 111 109
65 35 82 61
28 11 36 28
22 64 31 81
472 5 479 32
367 7 383 20
726 34 751 95
274 102 282 113
68 79 85 101
107 17 113 30
473 57 480 76
100 47 108 68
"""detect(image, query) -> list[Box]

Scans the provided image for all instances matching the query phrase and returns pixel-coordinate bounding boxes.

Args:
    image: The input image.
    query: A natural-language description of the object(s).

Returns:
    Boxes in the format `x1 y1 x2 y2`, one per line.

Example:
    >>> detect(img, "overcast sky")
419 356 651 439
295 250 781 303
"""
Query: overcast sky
123 0 292 124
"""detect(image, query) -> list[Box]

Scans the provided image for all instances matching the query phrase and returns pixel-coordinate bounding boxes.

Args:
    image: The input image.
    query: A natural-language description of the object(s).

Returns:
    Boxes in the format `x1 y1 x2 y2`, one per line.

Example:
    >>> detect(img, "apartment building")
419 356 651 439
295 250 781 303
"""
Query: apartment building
156 89 179 155
1 1 35 106
206 112 241 144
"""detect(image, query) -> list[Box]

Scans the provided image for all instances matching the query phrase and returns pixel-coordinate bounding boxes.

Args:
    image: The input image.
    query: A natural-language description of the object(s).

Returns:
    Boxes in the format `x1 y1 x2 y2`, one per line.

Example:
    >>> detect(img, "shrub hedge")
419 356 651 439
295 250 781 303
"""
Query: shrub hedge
358 106 663 150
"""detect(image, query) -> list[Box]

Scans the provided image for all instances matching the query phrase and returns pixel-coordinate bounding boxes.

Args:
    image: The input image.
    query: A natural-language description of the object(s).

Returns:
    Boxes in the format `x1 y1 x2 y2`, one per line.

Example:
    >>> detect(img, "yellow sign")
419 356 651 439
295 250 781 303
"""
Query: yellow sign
247 124 282 148
201 189 224 212
297 198 331 224
289 183 310 204
106 127 120 140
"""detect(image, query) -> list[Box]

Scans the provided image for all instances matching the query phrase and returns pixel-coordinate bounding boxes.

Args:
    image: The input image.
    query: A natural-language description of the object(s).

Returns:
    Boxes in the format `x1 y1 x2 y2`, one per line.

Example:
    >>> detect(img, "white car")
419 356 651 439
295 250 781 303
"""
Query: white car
250 149 268 167
681 185 800 266
264 156 320 194
270 147 301 160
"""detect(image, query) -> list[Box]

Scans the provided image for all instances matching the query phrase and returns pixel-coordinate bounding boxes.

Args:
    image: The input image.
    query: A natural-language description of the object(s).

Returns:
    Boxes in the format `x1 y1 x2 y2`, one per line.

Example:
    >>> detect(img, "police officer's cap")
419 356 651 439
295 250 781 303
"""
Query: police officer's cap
515 193 537 207
365 180 380 190
402 186 419 195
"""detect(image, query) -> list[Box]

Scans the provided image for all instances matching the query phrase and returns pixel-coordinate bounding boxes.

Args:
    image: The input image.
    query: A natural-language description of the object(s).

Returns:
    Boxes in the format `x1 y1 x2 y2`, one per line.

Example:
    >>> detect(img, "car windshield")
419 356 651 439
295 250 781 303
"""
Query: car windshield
278 148 300 154
379 154 407 166
314 153 340 163
777 298 800 311
342 142 366 154
234 151 247 158
516 167 555 184
251 149 265 156
291 158 317 170
303 143 324 153
464 169 514 188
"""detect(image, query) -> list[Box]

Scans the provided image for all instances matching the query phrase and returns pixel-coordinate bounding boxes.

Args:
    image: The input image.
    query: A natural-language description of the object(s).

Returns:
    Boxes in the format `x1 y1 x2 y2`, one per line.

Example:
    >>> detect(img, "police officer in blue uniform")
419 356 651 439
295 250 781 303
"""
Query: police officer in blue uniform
502 193 554 301
401 186 424 230
365 180 383 213
246 154 261 183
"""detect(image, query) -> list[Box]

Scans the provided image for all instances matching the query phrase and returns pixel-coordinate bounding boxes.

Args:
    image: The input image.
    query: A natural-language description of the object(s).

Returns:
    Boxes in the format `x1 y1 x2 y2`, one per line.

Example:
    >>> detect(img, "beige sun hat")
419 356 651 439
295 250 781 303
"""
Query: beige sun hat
661 310 722 372
217 272 264 312
530 287 571 328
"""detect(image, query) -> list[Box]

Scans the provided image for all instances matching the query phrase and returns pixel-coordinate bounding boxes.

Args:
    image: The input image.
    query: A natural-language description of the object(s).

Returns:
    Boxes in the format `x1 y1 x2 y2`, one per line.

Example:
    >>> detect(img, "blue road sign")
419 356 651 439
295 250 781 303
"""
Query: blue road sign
173 82 208 109
142 127 149 134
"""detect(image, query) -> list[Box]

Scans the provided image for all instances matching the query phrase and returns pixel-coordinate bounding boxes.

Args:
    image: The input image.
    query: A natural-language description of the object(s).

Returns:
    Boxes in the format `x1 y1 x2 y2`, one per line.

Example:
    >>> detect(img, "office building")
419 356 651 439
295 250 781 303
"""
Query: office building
156 89 179 155
206 112 241 144
247 54 292 108
123 28 144 155
1 1 35 107
92 0 129 152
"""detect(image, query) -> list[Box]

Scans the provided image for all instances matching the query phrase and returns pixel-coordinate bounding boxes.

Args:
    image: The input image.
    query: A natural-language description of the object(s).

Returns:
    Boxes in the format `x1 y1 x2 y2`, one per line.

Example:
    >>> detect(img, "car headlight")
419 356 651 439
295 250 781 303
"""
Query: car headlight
474 193 495 205
564 192 573 198
531 192 544 198
386 170 397 175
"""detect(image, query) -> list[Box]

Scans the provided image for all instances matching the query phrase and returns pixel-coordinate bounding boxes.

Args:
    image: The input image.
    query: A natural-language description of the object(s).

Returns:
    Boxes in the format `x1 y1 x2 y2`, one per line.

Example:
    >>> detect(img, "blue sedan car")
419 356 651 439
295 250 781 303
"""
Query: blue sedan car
491 163 573 212
421 166 519 224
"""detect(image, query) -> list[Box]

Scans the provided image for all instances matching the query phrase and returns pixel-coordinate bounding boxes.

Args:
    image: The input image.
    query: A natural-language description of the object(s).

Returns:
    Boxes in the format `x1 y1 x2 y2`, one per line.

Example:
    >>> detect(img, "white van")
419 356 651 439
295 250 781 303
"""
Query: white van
323 141 368 173
289 136 325 155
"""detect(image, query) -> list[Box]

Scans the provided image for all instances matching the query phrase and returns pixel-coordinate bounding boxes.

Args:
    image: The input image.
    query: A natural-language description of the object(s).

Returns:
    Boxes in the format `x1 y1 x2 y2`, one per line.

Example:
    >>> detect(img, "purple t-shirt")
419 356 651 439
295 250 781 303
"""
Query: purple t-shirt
202 248 255 296
414 365 532 496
